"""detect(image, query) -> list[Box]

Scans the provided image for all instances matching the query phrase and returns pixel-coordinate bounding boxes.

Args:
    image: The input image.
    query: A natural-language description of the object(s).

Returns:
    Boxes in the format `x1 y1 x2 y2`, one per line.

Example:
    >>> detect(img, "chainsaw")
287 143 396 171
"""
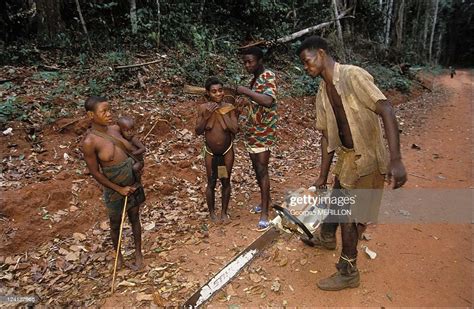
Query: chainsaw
183 187 332 307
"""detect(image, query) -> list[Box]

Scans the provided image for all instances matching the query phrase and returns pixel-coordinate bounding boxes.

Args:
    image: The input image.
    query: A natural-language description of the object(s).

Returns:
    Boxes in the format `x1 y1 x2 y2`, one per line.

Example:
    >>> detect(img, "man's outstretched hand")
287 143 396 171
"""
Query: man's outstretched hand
312 175 328 189
387 159 407 189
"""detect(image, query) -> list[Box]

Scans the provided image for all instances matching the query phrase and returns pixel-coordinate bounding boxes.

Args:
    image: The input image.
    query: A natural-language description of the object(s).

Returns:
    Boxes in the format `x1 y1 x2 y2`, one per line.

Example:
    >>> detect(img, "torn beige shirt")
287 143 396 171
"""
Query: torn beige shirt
315 62 389 177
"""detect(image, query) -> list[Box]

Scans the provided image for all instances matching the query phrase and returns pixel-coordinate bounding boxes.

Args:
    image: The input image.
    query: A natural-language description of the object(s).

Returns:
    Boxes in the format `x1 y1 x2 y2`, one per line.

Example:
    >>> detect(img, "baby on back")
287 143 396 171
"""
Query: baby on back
117 116 146 178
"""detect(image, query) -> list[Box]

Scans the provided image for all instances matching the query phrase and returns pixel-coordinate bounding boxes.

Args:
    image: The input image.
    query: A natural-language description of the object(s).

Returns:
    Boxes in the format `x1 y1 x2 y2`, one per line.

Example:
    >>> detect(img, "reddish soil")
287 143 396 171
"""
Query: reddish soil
0 70 472 307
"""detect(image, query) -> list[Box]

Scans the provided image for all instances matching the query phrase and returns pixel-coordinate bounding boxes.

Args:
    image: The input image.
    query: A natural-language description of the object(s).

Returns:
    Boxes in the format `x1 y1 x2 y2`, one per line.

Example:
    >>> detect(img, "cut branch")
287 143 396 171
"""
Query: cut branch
238 8 353 49
114 59 161 70
276 8 353 44
183 84 206 95
144 118 170 140
57 118 81 132
0 78 16 84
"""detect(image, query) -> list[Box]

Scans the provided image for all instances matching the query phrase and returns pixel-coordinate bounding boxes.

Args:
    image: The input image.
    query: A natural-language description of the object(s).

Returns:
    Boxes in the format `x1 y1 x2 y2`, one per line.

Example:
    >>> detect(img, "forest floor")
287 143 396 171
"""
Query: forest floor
0 67 472 307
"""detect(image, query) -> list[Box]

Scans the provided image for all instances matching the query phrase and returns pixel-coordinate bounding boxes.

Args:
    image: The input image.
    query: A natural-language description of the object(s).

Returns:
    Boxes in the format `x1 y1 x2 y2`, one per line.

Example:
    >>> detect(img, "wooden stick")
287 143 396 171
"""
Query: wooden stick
408 172 430 180
144 118 169 140
111 195 128 294
114 59 161 70
183 84 206 95
276 10 353 44
0 78 16 84
238 40 267 49
237 8 354 49
57 118 80 132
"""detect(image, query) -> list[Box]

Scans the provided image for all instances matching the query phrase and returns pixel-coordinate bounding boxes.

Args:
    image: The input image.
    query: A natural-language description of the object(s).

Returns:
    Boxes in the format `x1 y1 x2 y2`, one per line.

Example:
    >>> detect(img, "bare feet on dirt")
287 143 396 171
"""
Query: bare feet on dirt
221 213 231 223
129 252 145 271
209 212 219 222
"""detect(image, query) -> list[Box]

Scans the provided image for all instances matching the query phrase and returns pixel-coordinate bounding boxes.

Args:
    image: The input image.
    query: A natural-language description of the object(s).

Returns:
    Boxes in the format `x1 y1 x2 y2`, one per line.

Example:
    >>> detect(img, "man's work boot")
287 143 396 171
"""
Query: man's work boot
317 255 360 291
301 222 337 249
300 232 336 250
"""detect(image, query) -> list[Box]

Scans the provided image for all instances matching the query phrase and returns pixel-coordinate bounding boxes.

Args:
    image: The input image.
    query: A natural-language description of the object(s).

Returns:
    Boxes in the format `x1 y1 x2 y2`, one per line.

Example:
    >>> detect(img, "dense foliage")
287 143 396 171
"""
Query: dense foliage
0 0 472 118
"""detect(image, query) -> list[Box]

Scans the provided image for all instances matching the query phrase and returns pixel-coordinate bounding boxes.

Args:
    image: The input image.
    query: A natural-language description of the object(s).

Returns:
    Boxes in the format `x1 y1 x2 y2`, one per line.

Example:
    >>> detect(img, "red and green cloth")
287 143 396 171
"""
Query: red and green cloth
243 69 278 148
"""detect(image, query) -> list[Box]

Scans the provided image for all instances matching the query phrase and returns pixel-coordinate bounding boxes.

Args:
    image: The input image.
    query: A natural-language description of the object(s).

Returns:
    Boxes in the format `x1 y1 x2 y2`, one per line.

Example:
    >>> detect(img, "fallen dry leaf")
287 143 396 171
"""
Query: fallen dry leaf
136 293 153 302
100 221 109 231
249 273 262 283
153 292 166 306
72 232 86 241
65 251 80 262
117 280 136 288
226 283 238 297
144 222 156 231
278 257 288 267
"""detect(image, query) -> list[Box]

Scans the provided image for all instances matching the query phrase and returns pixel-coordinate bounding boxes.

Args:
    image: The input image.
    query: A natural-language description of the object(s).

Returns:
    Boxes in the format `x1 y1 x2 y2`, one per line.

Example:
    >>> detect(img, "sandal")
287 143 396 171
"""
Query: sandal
250 205 262 214
256 219 270 231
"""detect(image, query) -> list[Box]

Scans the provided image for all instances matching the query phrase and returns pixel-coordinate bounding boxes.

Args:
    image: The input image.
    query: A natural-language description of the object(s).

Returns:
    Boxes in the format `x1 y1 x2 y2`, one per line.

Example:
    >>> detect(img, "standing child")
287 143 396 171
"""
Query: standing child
449 66 456 78
195 77 238 222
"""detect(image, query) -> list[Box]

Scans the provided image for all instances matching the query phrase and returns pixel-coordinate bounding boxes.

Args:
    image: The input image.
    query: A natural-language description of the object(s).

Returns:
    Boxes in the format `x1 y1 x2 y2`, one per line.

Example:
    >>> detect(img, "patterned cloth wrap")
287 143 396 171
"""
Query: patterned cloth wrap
243 69 278 148
102 157 145 216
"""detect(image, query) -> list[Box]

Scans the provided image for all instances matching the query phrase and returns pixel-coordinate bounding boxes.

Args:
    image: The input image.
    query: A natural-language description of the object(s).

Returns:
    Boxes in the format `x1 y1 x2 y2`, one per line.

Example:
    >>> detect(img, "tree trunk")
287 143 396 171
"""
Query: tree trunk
332 0 345 61
129 0 138 34
384 0 393 47
412 0 422 47
422 1 431 51
155 0 160 47
333 0 343 41
35 0 65 46
74 0 93 51
435 29 443 64
395 0 405 49
198 0 206 23
429 0 439 63
341 0 354 37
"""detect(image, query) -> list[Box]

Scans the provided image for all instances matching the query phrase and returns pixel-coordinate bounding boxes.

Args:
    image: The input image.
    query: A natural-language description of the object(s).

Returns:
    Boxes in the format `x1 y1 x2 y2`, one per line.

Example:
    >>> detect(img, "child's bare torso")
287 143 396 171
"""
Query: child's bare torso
203 105 233 154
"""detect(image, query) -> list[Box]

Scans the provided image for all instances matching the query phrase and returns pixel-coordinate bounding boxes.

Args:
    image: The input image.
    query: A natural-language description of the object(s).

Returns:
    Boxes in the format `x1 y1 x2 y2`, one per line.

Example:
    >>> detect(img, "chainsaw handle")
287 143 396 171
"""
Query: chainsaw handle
272 204 314 239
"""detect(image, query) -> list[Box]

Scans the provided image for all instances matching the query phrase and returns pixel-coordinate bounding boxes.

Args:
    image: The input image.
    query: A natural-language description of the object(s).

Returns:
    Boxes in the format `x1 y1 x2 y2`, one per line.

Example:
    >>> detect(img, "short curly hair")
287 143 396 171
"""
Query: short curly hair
204 76 223 91
296 36 329 55
84 96 107 112
240 46 264 60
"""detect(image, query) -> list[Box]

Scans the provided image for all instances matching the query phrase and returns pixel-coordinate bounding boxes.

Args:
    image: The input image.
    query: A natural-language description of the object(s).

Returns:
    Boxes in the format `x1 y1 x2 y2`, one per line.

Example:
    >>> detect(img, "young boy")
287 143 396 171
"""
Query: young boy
81 96 145 271
117 116 146 179
195 77 238 222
